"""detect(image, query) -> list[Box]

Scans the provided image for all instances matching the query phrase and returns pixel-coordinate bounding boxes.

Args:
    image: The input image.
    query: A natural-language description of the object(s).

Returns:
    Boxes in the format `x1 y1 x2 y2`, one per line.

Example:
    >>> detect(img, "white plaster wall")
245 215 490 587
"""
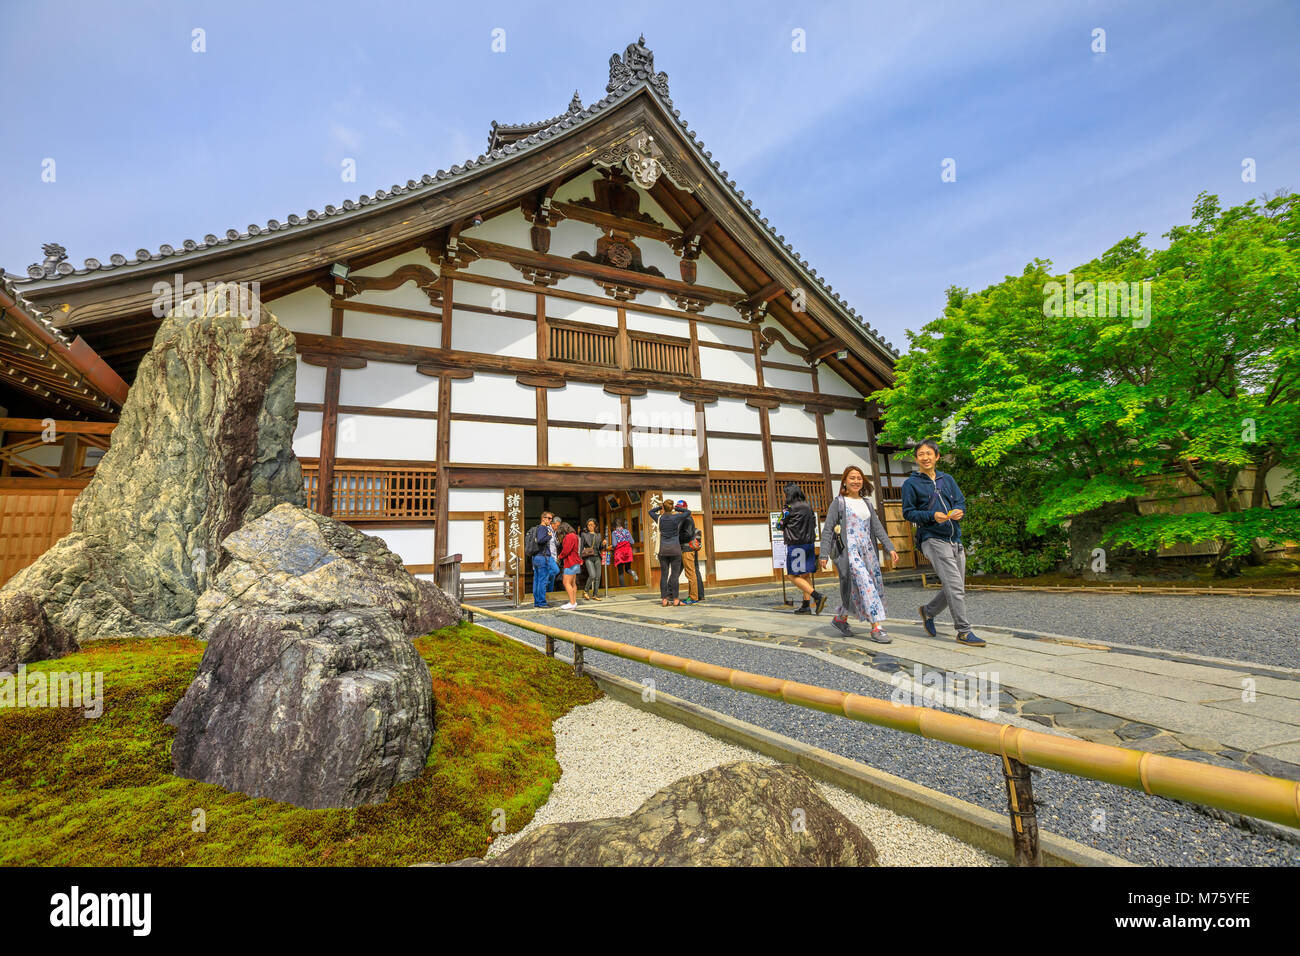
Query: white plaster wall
631 390 695 428
351 249 437 277
818 364 862 398
294 411 322 457
451 372 535 417
453 274 535 314
633 435 698 471
759 318 808 365
451 310 536 358
824 409 869 442
768 405 818 438
552 168 601 203
712 522 771 552
548 381 620 423
695 322 754 348
707 437 766 472
447 520 485 563
763 366 814 393
336 414 437 460
363 526 435 567
715 557 775 580
338 361 438 410
462 210 532 247
661 490 703 511
549 426 624 468
772 441 823 473
342 310 441 348
699 347 757 387
692 253 744 294
450 421 535 465
295 358 326 404
269 287 330 334
448 488 505 511
546 297 618 328
828 444 874 479
548 219 602 260
704 397 760 434
625 309 692 338
350 284 442 315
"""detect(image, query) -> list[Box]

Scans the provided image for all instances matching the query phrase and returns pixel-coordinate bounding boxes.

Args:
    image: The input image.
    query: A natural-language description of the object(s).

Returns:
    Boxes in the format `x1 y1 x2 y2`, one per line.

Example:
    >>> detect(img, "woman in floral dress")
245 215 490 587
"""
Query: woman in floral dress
819 465 898 643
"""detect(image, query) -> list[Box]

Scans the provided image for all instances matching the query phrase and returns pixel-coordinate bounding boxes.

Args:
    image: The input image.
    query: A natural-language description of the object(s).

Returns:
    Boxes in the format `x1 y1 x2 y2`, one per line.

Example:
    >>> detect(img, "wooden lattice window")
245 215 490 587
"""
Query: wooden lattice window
302 463 437 521
628 331 691 375
709 478 768 518
549 320 617 367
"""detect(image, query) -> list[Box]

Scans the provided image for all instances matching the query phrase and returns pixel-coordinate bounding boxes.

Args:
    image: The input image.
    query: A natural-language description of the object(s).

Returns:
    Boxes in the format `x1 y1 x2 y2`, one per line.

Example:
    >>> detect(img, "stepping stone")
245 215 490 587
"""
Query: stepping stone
1245 753 1300 782
1175 733 1225 752
1055 710 1126 730
1019 698 1076 715
1124 734 1183 753
1070 728 1122 746
1022 714 1053 726
1115 722 1160 741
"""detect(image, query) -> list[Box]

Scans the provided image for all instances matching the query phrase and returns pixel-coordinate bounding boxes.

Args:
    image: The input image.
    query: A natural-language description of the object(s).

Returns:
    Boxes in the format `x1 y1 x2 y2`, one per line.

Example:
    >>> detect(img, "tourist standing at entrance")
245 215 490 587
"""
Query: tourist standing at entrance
676 500 705 604
557 521 582 610
527 510 556 608
902 439 984 646
648 498 688 606
780 482 826 614
611 518 637 586
580 518 604 601
819 465 898 643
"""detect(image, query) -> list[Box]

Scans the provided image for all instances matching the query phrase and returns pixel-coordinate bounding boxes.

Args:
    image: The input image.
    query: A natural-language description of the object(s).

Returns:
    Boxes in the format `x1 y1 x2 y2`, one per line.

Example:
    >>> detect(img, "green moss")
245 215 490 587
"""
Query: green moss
0 621 599 865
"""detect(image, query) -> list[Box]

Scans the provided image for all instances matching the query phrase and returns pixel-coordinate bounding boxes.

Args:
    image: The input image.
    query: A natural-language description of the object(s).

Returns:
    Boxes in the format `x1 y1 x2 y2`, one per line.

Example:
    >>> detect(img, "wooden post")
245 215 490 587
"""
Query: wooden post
57 434 78 478
545 633 555 657
1001 754 1042 866
573 643 585 677
434 275 454 563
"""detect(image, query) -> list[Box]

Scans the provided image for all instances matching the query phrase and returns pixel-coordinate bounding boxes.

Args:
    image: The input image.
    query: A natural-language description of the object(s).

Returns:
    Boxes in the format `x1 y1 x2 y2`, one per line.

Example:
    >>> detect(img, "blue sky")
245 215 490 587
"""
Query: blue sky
2 0 1296 354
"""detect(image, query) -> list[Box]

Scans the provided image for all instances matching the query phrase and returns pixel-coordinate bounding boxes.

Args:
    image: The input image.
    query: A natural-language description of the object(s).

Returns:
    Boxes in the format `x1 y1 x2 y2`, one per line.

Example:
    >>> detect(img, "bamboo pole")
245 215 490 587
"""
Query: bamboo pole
464 604 1300 831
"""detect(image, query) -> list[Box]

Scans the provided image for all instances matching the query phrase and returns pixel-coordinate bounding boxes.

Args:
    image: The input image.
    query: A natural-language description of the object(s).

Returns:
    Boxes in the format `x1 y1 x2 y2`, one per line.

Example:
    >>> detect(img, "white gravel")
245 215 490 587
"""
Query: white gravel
486 695 1002 866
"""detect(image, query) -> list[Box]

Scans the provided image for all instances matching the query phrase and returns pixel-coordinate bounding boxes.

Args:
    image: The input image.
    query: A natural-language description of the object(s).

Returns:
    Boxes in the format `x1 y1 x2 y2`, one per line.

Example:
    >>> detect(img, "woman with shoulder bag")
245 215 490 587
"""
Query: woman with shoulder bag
819 465 898 642
580 517 604 601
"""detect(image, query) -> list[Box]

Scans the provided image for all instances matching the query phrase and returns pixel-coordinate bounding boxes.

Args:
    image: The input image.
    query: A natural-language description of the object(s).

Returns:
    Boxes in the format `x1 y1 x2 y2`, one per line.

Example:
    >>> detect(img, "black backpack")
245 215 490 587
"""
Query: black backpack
524 525 544 560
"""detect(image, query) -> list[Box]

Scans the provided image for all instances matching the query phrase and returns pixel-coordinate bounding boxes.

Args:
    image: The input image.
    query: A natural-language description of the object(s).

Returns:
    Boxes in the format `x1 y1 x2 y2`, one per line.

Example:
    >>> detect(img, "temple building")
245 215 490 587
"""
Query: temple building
1 39 899 596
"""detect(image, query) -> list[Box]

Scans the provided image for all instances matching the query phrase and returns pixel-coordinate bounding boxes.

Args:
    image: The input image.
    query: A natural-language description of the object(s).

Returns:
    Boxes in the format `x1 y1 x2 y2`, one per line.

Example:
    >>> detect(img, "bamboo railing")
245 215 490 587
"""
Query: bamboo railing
462 603 1300 857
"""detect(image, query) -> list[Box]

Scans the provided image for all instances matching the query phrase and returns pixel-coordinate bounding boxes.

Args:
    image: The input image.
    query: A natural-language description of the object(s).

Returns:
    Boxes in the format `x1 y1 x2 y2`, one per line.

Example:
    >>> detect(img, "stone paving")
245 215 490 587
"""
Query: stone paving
517 595 1300 782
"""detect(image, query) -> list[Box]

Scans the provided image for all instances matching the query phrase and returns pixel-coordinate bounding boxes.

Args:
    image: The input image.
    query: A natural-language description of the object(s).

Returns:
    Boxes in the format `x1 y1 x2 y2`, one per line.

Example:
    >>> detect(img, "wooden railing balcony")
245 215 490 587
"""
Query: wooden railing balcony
628 331 691 375
549 320 617 367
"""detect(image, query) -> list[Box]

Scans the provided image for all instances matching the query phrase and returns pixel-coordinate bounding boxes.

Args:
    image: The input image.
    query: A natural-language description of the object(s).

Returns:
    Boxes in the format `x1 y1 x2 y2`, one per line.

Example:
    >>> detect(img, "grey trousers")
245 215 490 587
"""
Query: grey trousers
921 538 970 633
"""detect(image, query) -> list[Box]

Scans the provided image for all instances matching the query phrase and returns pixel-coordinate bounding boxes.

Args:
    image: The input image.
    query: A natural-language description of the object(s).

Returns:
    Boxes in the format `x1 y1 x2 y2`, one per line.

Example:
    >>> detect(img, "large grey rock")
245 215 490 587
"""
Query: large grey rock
456 761 878 866
165 606 434 808
196 503 458 639
0 591 76 674
0 285 304 665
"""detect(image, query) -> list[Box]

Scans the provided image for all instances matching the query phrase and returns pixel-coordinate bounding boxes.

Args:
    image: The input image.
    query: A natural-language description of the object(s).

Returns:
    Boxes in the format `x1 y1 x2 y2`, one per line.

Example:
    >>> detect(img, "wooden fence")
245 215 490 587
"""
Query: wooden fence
0 487 81 586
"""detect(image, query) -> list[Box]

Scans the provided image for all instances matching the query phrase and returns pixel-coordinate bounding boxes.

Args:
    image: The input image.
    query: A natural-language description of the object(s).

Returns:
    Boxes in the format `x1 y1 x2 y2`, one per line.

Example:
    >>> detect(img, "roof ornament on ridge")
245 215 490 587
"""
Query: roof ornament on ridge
27 242 68 279
607 35 670 100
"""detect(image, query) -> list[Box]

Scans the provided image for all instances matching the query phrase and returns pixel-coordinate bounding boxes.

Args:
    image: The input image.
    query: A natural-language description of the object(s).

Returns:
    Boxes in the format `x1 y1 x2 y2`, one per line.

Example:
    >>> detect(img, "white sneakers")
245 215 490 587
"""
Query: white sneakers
561 602 578 610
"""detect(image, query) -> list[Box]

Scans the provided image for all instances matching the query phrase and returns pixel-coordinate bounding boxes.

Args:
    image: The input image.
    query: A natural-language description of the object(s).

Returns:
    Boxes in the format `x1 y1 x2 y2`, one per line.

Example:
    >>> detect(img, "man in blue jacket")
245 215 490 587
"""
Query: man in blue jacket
901 439 985 646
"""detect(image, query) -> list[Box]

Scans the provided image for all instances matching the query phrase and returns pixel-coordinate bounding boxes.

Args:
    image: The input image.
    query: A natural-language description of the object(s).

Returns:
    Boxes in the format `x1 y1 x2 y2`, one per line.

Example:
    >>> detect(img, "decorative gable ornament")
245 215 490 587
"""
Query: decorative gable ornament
593 131 693 192
607 35 671 100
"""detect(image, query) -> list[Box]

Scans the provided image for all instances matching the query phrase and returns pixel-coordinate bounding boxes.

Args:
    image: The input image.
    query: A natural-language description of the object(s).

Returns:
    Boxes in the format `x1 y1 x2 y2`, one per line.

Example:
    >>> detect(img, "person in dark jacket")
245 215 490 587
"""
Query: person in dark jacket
676 500 705 604
649 498 690 606
778 482 826 614
901 439 984 647
529 510 556 608
580 518 604 601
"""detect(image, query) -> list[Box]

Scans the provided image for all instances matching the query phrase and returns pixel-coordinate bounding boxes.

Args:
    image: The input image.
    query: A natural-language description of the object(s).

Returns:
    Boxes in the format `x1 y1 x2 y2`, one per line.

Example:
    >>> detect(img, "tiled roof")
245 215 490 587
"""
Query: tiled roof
9 40 897 360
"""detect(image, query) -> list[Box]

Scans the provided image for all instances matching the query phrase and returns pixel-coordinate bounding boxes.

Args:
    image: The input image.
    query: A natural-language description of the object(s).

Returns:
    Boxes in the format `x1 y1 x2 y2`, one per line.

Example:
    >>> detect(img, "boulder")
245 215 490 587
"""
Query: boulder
458 761 878 866
0 285 304 657
195 503 459 639
0 591 77 673
165 606 434 809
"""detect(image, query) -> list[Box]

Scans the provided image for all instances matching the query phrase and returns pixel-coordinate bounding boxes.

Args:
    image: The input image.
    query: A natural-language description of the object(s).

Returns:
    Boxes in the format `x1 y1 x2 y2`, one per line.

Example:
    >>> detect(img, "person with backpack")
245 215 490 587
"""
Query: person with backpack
676 501 705 604
611 518 637 586
902 439 984 646
526 510 557 608
819 465 897 642
778 482 826 614
648 497 690 606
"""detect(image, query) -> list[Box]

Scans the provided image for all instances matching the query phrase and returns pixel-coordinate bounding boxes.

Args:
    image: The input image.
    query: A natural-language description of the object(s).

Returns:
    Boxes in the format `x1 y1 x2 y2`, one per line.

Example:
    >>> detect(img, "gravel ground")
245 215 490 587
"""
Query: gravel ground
716 583 1300 670
484 609 1300 866
486 695 1001 866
